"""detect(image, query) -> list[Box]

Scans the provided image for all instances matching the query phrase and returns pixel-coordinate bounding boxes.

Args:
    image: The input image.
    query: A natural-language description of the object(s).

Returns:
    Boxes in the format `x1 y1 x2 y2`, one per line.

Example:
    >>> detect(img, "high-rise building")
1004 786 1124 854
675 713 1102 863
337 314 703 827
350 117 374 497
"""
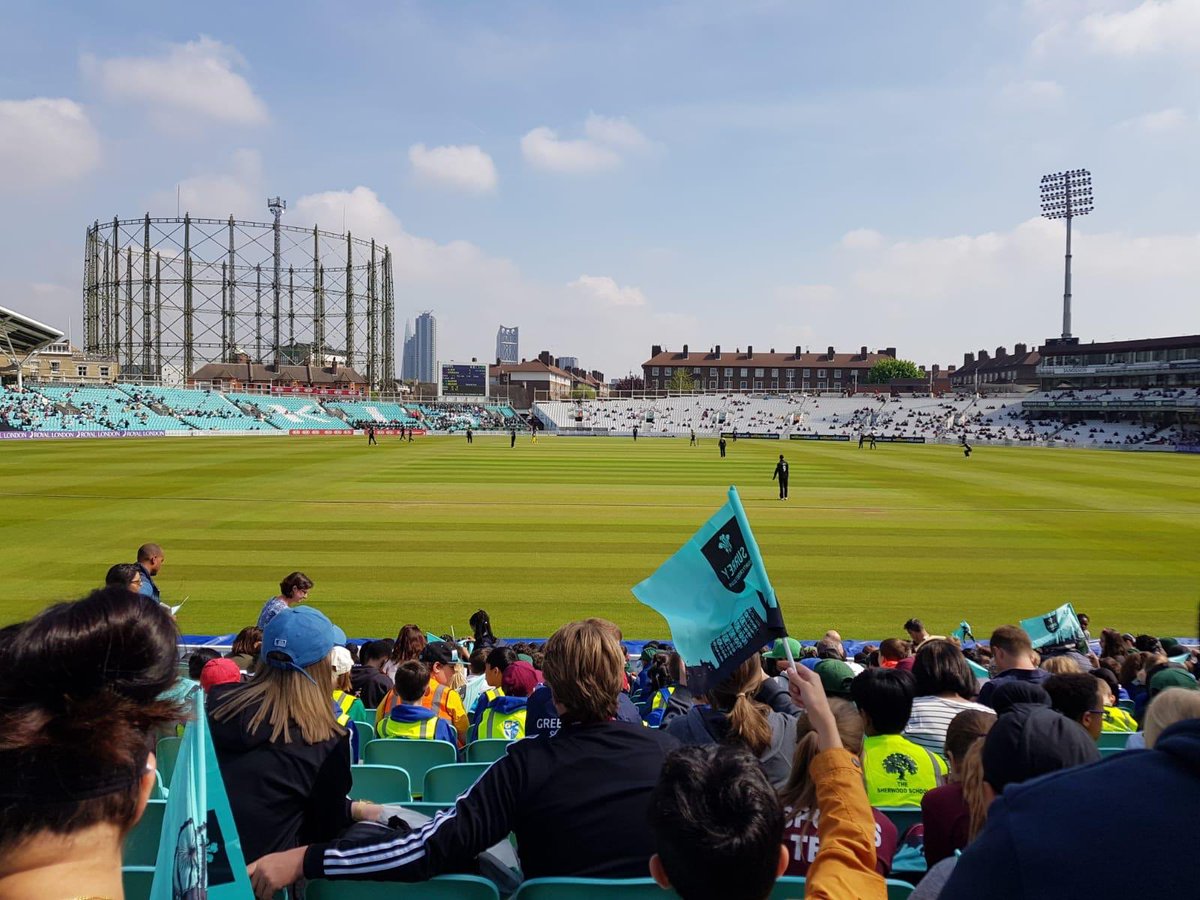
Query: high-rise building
414 311 437 383
401 319 417 381
555 356 579 371
496 325 519 364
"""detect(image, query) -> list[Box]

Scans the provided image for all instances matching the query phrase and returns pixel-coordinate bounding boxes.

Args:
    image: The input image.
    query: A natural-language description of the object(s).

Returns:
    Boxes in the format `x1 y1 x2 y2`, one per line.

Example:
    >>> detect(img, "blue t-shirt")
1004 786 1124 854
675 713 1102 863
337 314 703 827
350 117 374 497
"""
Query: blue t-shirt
525 684 642 739
256 597 289 631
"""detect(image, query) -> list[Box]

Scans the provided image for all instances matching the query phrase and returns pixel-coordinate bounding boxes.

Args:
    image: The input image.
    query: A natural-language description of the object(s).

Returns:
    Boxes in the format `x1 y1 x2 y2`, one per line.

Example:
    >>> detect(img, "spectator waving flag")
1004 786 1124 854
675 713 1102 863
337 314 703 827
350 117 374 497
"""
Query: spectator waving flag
1020 602 1085 650
633 486 787 695
151 688 252 899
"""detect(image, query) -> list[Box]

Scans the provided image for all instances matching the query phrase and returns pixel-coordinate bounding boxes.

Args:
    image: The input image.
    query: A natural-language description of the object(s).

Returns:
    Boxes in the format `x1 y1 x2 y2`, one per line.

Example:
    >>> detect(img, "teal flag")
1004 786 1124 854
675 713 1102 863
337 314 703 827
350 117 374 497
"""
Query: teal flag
151 688 252 899
1020 602 1085 651
632 486 786 695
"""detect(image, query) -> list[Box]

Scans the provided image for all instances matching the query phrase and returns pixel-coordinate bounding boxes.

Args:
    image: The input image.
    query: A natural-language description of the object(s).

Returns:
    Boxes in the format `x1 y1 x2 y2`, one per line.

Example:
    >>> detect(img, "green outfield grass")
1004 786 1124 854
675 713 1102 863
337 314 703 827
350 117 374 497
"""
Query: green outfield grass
0 434 1197 641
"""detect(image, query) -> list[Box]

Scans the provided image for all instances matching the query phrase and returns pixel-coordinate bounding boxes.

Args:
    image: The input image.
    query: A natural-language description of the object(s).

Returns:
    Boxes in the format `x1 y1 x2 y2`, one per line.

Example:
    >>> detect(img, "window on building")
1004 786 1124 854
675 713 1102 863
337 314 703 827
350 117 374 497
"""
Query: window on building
99 366 110 378
50 361 60 372
803 368 811 377
771 368 779 377
709 380 718 390
693 367 702 374
817 368 826 378
652 367 660 376
834 370 842 380
663 367 671 376
76 365 88 378
739 380 747 390
754 380 762 389
818 381 827 390
770 380 778 389
740 367 748 377
754 368 764 377
724 367 733 377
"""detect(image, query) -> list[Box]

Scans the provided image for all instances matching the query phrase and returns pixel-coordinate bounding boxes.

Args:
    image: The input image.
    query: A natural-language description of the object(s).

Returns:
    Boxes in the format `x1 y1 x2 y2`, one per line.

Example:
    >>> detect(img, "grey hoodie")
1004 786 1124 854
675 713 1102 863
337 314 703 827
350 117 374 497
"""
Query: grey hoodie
664 704 799 787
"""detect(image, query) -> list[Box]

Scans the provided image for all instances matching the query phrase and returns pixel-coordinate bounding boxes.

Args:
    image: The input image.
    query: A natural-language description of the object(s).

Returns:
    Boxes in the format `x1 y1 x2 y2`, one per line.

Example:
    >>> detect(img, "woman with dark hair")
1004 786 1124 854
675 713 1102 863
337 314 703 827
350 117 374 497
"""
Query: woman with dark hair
643 652 693 727
0 587 186 896
1099 628 1128 660
104 562 143 593
209 606 379 864
904 640 993 756
255 571 314 631
469 608 497 649
382 623 426 680
226 625 263 671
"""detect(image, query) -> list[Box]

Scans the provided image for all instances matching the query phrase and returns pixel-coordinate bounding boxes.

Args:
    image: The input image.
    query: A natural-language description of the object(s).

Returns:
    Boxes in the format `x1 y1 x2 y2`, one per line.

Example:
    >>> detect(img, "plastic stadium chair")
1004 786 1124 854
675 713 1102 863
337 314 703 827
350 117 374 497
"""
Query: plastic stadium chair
149 769 168 800
1100 746 1129 759
155 735 182 787
349 764 413 804
306 875 500 899
364 739 457 798
874 806 923 837
352 721 375 762
1098 731 1139 749
511 877 664 899
1117 699 1136 713
423 763 491 804
769 877 914 899
123 799 167 866
122 866 155 900
466 739 512 763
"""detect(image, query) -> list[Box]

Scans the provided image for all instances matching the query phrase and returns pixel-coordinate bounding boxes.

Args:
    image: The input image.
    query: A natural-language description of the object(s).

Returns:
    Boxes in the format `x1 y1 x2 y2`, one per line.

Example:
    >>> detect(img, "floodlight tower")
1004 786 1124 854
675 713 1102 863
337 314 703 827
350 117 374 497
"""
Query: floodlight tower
1039 170 1093 341
268 196 286 365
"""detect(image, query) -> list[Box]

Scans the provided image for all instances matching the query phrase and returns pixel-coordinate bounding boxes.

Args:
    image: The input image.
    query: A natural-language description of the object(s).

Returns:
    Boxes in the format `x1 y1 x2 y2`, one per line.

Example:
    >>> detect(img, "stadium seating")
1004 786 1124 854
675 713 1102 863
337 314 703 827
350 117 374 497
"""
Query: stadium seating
465 739 512 763
349 764 413 804
124 386 270 432
225 393 352 430
352 722 375 762
306 875 501 899
874 806 922 837
121 866 155 900
326 401 418 426
423 762 491 803
123 799 167 866
510 878 665 899
363 739 458 798
155 735 182 786
1098 732 1139 749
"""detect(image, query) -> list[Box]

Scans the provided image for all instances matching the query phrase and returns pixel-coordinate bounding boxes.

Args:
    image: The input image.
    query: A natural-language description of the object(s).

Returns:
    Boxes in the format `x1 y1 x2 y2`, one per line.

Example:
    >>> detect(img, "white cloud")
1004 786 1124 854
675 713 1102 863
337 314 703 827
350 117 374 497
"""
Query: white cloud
147 148 264 218
1082 0 1200 56
83 36 267 129
1117 107 1190 132
999 79 1065 106
840 229 885 251
408 143 497 193
522 114 656 174
0 98 100 190
775 284 837 305
568 274 647 307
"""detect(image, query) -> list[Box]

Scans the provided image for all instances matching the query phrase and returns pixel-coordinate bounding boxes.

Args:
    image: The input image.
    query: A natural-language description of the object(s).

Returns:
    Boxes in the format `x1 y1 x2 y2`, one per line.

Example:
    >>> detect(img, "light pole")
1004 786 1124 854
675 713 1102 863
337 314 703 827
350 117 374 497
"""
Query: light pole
1039 170 1093 340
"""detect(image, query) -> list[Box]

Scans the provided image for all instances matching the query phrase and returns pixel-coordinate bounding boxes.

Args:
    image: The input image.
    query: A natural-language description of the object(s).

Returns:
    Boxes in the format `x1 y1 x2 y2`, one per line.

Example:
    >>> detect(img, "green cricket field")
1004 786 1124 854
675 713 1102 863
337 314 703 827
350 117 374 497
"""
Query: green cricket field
0 434 1196 641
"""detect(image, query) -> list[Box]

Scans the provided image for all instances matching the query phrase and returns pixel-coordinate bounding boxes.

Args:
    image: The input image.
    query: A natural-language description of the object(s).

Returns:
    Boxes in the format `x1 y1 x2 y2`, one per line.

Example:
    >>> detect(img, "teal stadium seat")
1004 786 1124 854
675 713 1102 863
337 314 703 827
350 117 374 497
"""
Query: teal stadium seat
769 877 914 899
510 877 664 899
156 735 182 786
423 763 491 804
121 865 155 900
874 806 923 837
1100 746 1131 759
1098 731 1139 749
466 739 512 763
352 721 375 762
364 739 457 799
1117 699 1136 713
123 799 167 866
306 874 500 899
349 764 412 804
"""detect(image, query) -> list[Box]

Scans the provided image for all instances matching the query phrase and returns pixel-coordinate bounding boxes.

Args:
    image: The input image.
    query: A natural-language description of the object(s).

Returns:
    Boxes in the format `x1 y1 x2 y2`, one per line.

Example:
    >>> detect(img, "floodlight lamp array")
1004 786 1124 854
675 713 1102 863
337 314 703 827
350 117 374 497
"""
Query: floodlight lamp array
1040 169 1094 219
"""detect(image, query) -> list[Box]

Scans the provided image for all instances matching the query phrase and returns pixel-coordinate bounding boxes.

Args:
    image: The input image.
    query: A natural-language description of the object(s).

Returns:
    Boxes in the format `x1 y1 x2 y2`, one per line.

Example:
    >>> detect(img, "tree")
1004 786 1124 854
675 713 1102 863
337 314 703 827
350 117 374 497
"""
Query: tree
882 752 918 783
867 358 922 384
570 385 596 400
667 369 697 393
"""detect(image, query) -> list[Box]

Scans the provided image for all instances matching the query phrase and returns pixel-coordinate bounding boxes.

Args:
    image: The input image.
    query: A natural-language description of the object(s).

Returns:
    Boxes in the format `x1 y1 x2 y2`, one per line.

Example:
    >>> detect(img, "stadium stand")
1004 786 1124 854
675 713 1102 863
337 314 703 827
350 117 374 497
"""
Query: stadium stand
224 393 352 430
123 386 271 432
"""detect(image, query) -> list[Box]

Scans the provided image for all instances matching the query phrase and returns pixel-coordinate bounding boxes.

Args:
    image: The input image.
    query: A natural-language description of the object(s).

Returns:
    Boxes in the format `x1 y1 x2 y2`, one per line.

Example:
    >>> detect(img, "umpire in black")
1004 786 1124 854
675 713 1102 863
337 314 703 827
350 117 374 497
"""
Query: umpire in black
772 454 789 500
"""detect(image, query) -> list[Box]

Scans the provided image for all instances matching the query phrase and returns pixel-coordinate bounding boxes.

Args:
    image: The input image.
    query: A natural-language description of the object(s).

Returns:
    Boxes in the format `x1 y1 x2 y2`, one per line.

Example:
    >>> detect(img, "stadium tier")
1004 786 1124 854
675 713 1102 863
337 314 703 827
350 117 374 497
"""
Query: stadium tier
223 394 353 431
122 387 272 433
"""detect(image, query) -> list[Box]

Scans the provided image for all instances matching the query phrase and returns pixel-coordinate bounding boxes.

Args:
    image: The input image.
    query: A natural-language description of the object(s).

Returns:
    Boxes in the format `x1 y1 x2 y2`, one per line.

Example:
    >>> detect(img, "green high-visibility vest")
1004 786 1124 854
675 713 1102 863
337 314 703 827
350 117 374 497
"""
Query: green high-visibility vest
478 706 526 741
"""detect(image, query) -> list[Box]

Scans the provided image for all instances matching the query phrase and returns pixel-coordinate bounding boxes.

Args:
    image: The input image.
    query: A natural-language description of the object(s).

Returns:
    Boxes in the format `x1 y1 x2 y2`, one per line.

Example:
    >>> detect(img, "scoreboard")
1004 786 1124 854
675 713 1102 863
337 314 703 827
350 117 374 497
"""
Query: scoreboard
439 362 488 398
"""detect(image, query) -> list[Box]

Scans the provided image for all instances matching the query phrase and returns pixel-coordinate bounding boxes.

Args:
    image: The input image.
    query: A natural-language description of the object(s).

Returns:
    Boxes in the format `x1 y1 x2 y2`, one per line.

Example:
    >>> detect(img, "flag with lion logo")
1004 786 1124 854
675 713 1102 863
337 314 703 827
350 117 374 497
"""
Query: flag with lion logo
632 485 787 695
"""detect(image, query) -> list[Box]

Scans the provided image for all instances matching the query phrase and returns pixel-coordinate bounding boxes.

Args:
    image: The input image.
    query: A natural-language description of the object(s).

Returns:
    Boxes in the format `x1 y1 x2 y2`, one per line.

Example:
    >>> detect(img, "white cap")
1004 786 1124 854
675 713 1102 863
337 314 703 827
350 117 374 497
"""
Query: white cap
330 645 354 676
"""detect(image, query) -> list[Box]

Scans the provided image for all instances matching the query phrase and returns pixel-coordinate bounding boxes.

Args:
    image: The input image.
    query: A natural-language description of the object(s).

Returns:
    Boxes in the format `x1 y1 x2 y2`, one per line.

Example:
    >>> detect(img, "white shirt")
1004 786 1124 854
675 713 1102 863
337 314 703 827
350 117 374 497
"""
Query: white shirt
903 694 994 756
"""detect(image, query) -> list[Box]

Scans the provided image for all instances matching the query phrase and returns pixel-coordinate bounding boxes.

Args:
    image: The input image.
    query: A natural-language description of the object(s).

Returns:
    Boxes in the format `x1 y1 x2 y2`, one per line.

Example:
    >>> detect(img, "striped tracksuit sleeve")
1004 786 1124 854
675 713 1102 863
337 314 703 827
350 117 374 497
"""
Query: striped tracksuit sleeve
302 756 519 881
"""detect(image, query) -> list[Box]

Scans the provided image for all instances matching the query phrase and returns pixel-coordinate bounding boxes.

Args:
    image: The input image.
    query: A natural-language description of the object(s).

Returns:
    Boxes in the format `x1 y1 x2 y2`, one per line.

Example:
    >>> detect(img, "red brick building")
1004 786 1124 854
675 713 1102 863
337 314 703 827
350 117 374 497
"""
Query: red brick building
949 343 1041 391
641 344 897 393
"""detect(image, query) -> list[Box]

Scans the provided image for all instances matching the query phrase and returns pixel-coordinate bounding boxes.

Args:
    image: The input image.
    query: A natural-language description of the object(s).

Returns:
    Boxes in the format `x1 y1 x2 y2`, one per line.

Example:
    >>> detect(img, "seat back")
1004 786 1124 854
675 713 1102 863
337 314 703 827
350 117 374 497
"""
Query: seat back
769 877 914 899
364 739 457 797
156 735 182 786
1100 746 1129 759
122 866 156 900
306 874 500 899
466 739 512 763
423 763 491 804
874 806 922 837
123 799 167 866
1098 731 1138 749
511 877 664 899
349 764 413 804
1117 699 1136 713
352 722 375 762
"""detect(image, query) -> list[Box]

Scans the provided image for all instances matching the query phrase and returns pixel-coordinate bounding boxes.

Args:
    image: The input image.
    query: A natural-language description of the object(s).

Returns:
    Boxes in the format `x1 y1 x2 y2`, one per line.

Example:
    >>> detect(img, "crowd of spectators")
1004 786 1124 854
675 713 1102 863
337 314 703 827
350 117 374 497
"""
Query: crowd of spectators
2 569 1198 898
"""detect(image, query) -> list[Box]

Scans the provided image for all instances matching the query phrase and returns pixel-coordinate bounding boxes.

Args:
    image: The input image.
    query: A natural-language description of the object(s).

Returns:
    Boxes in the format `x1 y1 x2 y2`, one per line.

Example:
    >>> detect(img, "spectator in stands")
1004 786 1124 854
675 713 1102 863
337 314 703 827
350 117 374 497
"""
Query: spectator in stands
377 641 469 746
255 571 314 631
188 647 220 681
920 710 994 868
227 626 263 671
330 646 371 726
641 650 693 727
1145 688 1200 748
350 639 393 709
665 655 799 788
649 744 789 900
780 698 898 879
977 626 1048 707
248 618 683 893
936 703 1122 899
200 657 242 694
104 562 143 593
879 638 910 669
814 660 856 699
469 659 537 742
0 587 186 897
471 645 516 718
904 640 993 756
1045 672 1108 741
904 618 930 647
852 668 948 806
210 606 376 864
377 661 458 742
382 624 426 680
1093 668 1139 732
1040 654 1081 675
135 542 165 604
469 608 497 649
462 646 490 715
1099 628 1128 660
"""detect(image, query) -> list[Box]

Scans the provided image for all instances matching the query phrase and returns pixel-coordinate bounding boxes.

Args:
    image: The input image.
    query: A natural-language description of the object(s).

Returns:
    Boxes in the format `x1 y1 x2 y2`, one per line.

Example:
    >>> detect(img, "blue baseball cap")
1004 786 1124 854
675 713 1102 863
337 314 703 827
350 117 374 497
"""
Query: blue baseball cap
262 606 346 674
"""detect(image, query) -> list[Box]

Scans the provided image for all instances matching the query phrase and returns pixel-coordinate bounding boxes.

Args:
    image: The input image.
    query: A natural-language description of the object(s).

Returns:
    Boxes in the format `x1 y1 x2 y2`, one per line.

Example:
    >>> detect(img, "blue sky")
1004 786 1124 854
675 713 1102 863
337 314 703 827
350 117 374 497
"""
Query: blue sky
1 0 1197 377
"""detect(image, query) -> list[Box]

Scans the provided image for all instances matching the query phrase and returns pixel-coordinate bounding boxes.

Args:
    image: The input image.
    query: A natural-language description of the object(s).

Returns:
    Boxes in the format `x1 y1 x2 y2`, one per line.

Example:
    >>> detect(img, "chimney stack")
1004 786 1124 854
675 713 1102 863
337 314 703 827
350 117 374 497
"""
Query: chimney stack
978 349 990 361
1015 342 1027 355
860 345 868 358
651 344 662 357
795 345 802 358
682 343 688 356
885 347 897 358
826 345 835 359
714 344 721 356
747 345 753 356
996 346 1006 358
964 352 974 365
